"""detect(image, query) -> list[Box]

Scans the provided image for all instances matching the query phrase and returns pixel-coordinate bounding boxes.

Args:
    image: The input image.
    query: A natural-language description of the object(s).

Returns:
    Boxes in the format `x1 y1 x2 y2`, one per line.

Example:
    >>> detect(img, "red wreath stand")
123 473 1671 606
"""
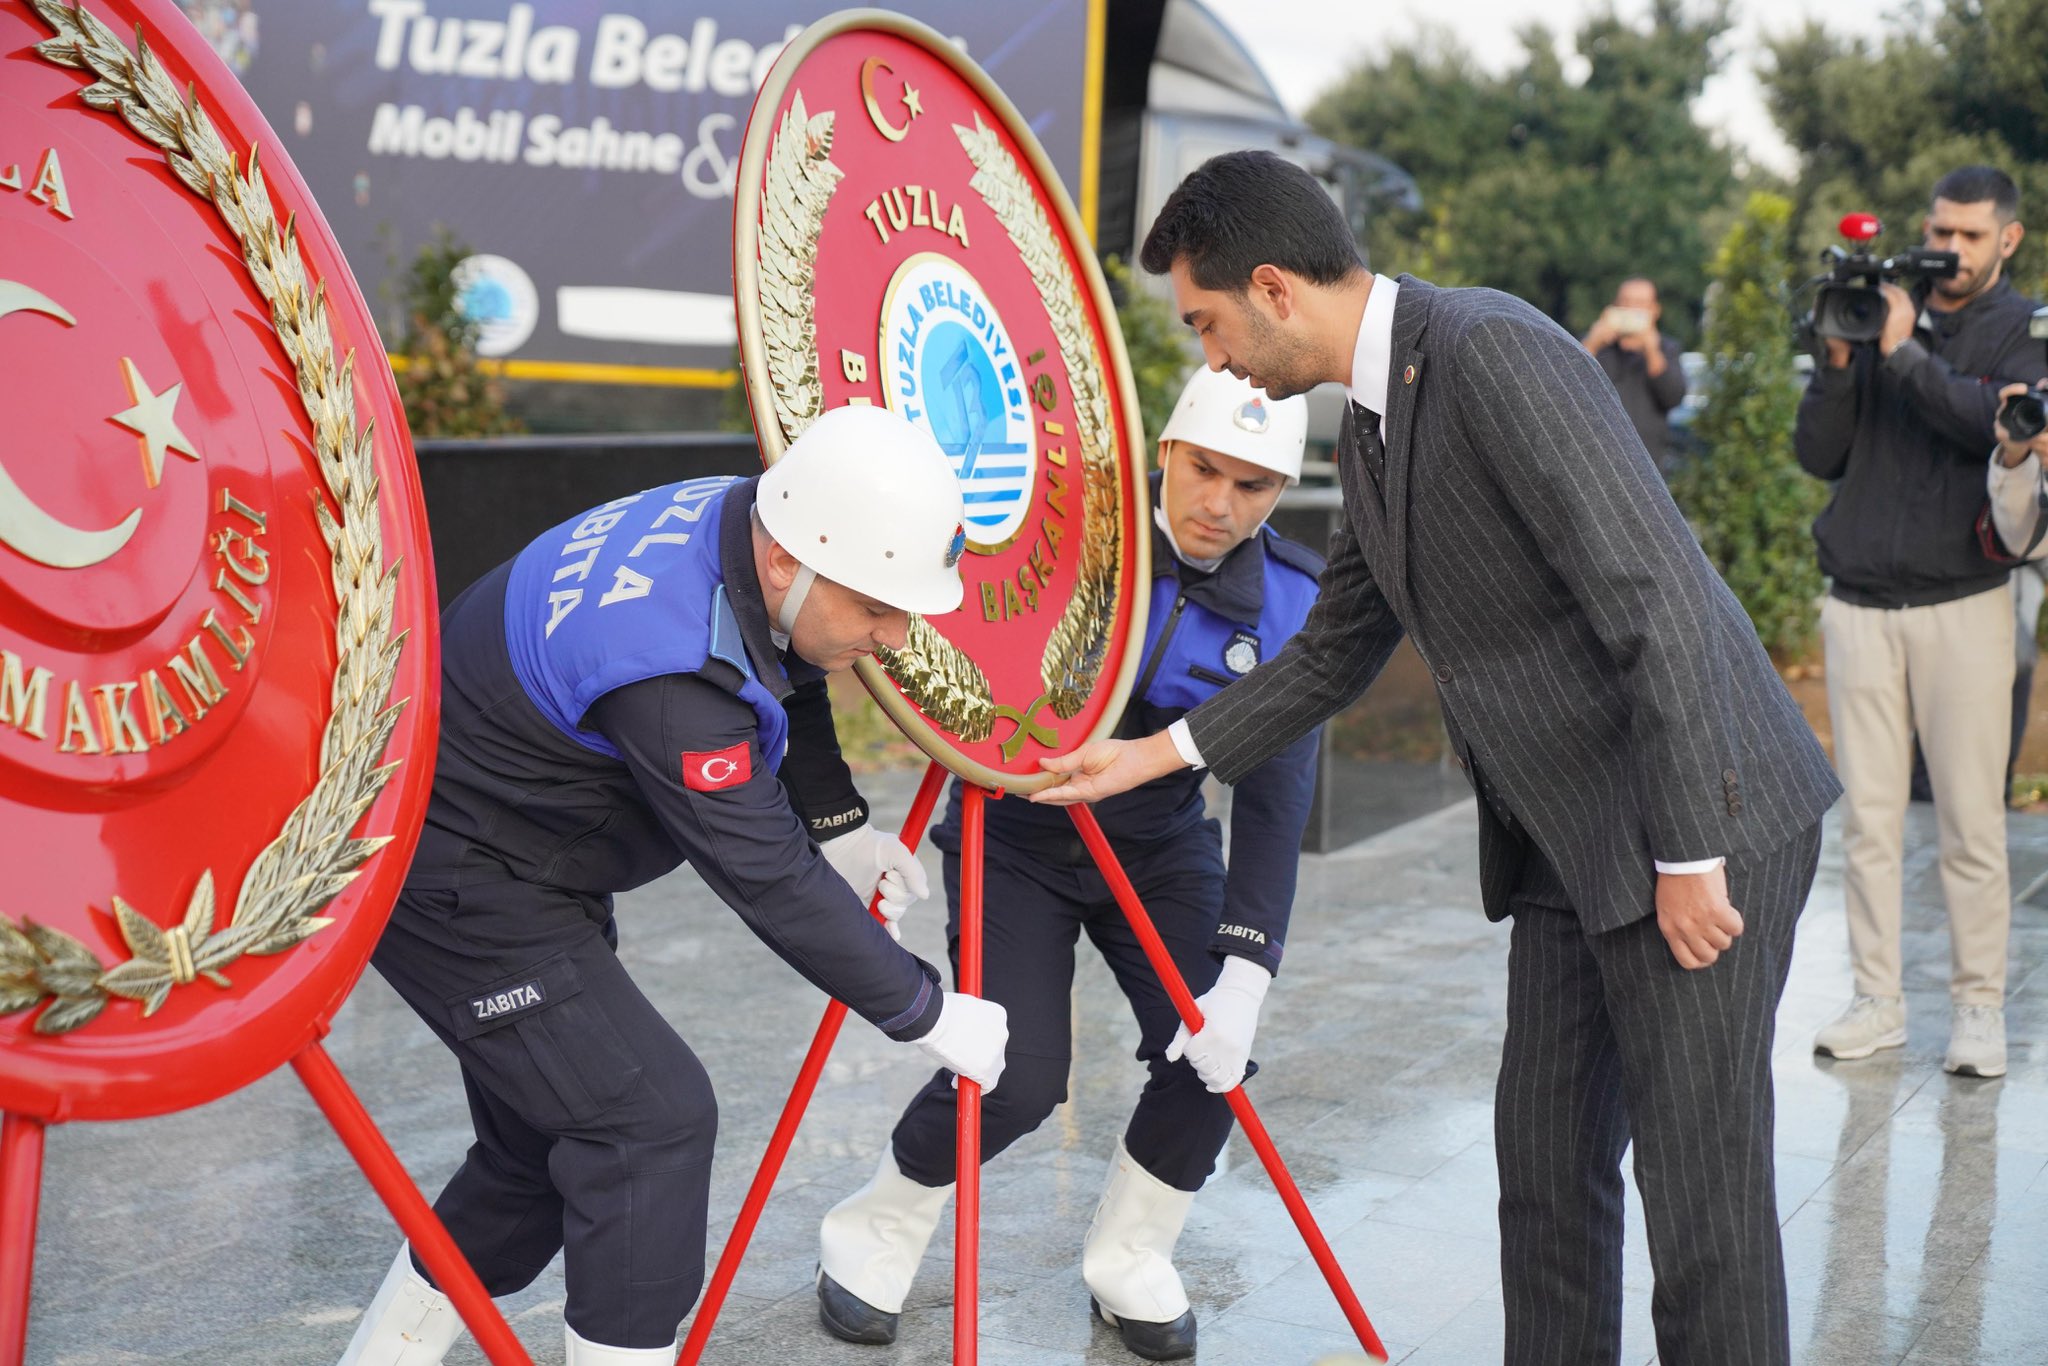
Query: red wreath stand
678 761 1390 1365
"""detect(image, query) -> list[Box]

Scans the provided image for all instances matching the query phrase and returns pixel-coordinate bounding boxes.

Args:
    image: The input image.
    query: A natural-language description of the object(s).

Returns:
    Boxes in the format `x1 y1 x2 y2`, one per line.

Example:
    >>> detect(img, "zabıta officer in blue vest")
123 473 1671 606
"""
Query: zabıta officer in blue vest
815 371 1322 1361
336 407 1011 1366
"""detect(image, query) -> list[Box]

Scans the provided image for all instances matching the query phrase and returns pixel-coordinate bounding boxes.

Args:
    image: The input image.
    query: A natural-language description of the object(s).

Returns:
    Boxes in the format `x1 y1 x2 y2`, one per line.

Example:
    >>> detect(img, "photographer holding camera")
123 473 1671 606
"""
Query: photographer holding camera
1985 323 2048 561
1583 277 1688 466
1797 166 2048 1079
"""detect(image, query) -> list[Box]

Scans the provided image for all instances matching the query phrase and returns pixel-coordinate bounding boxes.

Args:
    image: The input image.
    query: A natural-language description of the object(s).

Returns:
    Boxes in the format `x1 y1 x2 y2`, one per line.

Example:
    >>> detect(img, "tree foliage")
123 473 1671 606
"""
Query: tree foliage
1306 1 1738 343
1762 0 2048 299
1670 193 1826 658
1103 254 1195 447
386 228 524 439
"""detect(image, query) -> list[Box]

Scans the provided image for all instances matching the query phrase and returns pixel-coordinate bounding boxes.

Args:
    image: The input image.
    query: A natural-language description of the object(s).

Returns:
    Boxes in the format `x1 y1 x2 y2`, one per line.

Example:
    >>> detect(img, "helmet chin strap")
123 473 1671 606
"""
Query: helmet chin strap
775 563 817 641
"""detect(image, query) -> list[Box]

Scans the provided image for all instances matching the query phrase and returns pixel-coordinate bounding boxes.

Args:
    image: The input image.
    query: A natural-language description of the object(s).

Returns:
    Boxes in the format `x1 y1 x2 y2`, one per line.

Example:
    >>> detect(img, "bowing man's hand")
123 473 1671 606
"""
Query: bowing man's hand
1028 732 1185 806
1656 863 1744 970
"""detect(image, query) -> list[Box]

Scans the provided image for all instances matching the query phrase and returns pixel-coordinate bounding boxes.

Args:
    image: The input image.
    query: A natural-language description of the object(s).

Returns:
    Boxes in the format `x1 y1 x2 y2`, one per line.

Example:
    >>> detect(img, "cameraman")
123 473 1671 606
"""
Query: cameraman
1797 166 2048 1081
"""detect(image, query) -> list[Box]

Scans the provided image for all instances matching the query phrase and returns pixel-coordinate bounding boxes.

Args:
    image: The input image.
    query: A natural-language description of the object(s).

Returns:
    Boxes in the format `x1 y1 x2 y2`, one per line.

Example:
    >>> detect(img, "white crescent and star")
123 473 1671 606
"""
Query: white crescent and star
699 757 740 784
0 278 199 571
860 57 923 143
112 354 200 488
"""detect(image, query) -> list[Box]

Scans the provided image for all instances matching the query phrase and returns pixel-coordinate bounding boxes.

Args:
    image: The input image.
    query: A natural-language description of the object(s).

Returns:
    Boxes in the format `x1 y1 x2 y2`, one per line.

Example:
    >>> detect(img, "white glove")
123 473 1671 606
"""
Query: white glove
913 991 1008 1093
1165 956 1271 1094
818 826 930 940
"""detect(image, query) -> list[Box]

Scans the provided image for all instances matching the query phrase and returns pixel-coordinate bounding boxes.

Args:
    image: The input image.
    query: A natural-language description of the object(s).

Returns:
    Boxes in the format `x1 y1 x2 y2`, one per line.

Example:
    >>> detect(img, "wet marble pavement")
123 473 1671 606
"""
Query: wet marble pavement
20 780 2048 1365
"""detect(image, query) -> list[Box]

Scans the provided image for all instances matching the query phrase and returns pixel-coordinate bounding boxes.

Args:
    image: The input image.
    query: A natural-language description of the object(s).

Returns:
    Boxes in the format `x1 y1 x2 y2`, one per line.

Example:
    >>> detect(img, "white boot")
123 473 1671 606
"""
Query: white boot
1082 1141 1198 1361
563 1324 676 1363
336 1244 466 1366
816 1147 955 1344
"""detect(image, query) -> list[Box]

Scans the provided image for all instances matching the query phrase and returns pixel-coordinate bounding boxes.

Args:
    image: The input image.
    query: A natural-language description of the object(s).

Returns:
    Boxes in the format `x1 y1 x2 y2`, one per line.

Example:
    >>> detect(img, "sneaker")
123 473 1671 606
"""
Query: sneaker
1945 1004 2007 1078
1814 995 1907 1060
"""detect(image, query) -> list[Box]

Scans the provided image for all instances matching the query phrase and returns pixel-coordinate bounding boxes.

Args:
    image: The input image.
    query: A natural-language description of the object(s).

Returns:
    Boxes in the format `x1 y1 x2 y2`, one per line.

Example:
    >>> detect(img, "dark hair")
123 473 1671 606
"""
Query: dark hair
1932 165 2021 222
1139 150 1364 291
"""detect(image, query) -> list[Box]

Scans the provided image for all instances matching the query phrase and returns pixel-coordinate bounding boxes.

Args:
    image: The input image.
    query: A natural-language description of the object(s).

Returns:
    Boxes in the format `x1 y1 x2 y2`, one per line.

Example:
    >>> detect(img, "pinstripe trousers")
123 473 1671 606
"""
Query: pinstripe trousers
1495 823 1822 1366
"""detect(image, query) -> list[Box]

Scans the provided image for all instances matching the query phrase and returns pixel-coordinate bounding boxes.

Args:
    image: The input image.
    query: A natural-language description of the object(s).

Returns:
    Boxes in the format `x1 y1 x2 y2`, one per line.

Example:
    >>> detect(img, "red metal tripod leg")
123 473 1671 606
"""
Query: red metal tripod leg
1066 804 1389 1363
678 759 949 1365
955 783 987 1365
292 1042 534 1366
0 1113 46 1366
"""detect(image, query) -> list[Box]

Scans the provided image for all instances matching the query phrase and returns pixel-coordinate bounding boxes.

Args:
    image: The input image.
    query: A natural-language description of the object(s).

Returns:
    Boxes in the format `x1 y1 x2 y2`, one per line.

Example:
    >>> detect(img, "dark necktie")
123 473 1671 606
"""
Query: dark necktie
1354 402 1387 498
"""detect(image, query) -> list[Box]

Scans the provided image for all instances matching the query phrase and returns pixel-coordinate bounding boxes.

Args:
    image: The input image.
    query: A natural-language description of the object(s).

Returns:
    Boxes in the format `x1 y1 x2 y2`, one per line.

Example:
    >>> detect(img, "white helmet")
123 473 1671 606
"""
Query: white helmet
1157 368 1308 484
757 405 967 629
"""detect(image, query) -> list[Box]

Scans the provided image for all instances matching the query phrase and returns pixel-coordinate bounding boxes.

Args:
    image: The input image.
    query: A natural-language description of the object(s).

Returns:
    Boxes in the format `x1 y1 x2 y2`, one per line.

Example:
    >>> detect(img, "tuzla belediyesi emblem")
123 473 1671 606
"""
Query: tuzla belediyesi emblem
732 11 1150 792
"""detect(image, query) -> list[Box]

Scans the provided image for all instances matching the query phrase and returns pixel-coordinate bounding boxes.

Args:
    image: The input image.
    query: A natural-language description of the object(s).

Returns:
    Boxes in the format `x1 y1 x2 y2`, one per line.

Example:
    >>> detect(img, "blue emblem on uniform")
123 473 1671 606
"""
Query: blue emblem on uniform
1224 630 1260 675
945 522 966 568
1233 398 1269 434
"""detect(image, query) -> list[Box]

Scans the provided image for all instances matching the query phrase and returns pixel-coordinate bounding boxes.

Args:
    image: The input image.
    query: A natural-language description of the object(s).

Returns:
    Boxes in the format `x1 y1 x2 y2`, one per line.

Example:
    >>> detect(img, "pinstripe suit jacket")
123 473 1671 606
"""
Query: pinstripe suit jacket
1186 278 1841 932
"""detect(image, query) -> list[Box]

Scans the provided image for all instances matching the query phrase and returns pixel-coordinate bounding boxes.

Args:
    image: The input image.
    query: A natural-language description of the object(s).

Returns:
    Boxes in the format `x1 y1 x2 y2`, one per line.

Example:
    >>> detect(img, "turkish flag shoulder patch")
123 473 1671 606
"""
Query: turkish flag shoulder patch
682 742 752 791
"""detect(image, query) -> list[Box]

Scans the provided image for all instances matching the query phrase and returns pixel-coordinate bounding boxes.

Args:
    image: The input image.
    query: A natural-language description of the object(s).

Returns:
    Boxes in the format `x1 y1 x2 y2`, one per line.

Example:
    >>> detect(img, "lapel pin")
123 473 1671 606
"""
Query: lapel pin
1403 364 1416 385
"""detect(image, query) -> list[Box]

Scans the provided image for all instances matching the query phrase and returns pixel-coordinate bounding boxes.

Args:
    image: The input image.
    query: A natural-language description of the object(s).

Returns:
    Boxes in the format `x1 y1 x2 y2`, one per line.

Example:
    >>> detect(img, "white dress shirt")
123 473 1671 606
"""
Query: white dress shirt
1348 274 1401 417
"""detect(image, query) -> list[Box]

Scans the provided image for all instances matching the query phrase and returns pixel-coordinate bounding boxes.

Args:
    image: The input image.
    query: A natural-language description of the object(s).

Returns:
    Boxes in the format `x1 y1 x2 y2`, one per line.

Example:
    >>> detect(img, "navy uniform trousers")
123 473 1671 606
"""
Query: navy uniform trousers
890 816 1240 1194
373 878 718 1348
1495 822 1824 1366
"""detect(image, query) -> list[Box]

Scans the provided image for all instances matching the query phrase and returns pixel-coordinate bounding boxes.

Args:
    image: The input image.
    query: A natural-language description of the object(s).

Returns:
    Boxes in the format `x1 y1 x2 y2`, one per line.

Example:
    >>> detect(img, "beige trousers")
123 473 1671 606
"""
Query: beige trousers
1822 584 2014 1005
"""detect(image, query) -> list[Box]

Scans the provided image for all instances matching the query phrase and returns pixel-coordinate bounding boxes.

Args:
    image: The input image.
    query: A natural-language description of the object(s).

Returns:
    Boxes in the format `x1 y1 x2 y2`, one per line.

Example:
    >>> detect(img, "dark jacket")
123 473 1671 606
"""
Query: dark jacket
402 477 942 1042
1186 277 1841 932
1593 334 1687 458
1794 277 2048 608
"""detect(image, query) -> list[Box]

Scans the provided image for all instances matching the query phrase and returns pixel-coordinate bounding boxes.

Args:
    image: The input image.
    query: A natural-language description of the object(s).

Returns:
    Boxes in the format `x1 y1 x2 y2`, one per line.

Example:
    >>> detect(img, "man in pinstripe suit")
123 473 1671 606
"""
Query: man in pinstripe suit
1032 151 1842 1366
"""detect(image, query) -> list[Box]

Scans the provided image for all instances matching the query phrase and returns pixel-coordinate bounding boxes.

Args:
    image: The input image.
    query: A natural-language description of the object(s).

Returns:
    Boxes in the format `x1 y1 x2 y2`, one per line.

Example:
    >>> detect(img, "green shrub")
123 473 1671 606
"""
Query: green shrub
1670 192 1826 659
1102 254 1193 446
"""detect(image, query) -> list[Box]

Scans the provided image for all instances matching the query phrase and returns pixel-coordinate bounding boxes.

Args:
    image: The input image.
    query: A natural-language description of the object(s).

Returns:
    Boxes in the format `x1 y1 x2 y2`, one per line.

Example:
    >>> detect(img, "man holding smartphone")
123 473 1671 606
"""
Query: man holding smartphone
1583 278 1688 466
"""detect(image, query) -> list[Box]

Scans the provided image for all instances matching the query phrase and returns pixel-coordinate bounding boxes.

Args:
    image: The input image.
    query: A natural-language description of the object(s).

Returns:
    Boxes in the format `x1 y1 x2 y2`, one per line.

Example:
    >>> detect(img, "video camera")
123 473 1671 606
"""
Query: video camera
1998 307 2048 442
1804 213 1959 343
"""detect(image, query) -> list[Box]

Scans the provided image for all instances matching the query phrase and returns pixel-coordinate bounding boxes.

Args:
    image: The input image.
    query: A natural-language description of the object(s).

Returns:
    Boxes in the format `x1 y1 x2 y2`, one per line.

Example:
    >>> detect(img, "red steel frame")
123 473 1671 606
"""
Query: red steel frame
1066 804 1387 1361
679 759 951 1366
681 772 1387 1364
0 1043 535 1366
0 1115 44 1366
954 783 987 1363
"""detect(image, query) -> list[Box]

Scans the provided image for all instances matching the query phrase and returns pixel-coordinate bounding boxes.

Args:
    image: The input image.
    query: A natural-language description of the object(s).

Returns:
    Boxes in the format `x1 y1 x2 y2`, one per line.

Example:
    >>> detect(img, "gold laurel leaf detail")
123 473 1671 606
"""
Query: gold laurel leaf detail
952 116 1122 720
5 1 410 1036
873 616 996 743
757 90 842 445
752 86 995 742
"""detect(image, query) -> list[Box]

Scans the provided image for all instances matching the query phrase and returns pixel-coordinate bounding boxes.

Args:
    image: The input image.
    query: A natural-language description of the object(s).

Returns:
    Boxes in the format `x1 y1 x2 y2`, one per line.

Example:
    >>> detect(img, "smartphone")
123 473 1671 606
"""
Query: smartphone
1602 306 1652 335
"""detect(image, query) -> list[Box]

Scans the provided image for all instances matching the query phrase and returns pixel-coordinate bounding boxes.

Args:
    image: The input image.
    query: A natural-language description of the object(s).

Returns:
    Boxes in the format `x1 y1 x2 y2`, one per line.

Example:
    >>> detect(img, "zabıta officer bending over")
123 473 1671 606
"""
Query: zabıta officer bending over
336 406 1009 1366
815 370 1323 1362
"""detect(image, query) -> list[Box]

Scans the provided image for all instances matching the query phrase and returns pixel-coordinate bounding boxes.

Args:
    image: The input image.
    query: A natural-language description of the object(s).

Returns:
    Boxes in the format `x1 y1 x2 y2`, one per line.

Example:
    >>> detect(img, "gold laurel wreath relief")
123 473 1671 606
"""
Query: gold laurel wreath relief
755 87 995 743
954 116 1122 720
0 0 409 1035
758 91 842 444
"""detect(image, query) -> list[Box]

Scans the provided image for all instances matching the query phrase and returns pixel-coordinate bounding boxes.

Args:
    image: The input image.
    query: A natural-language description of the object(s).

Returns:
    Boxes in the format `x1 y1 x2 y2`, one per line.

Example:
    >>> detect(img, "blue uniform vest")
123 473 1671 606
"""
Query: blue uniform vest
1134 533 1323 717
501 477 789 766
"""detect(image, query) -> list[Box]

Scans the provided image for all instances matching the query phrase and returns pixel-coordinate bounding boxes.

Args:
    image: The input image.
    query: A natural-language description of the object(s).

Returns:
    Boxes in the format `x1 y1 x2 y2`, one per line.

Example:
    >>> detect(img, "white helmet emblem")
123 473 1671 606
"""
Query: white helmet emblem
1232 398 1270 434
